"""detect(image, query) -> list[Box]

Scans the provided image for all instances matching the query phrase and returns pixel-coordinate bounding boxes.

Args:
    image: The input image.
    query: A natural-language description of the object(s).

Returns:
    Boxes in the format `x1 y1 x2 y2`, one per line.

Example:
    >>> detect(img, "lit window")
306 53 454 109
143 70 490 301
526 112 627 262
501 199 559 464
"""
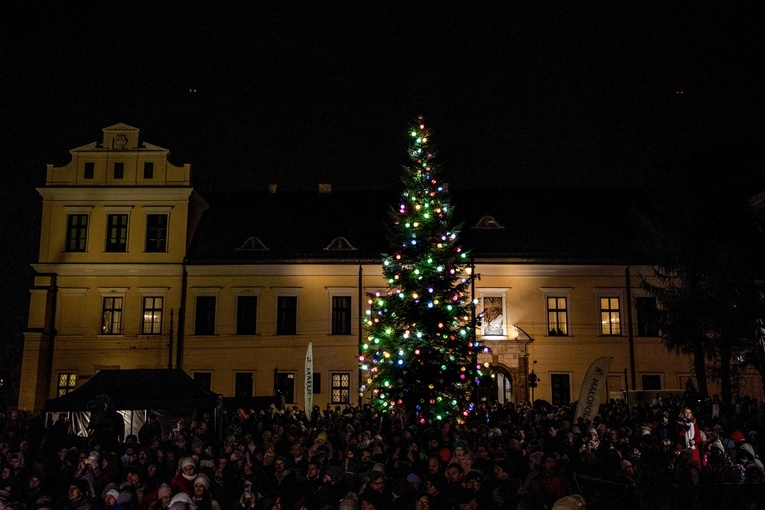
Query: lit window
600 297 621 335
57 373 77 397
547 297 568 336
101 297 123 334
142 297 163 334
331 372 351 404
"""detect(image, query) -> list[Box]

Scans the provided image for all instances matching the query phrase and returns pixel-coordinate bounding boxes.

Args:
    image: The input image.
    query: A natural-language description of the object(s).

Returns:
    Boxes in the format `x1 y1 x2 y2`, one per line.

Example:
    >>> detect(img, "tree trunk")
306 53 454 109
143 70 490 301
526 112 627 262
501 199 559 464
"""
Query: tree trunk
693 342 709 400
719 343 732 407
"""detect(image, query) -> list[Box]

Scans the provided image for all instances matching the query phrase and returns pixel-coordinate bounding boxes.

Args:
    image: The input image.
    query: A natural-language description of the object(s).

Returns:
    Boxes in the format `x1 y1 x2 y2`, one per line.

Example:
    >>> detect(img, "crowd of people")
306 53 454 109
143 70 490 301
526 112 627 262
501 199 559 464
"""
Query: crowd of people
0 392 763 510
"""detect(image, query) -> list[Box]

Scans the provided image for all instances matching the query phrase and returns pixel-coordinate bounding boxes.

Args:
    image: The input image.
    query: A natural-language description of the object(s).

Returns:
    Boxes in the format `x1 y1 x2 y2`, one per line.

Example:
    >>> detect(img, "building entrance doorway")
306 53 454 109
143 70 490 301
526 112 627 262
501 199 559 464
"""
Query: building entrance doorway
477 366 513 406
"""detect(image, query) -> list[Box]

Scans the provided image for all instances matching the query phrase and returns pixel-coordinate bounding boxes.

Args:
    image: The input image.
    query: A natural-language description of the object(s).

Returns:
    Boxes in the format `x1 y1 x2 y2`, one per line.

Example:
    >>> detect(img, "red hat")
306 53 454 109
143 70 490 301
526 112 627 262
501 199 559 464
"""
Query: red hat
731 430 746 443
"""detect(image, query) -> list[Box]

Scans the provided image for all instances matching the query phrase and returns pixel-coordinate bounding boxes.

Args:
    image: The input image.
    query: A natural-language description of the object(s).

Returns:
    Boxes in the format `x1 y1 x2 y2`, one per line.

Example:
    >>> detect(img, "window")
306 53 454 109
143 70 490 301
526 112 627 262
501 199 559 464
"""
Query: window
237 296 258 335
143 162 154 179
275 372 295 404
547 297 568 336
636 297 659 337
600 297 621 335
235 372 253 398
145 214 168 252
106 214 128 252
101 297 123 334
84 162 94 179
114 162 124 179
195 296 216 335
642 374 662 391
550 373 571 406
277 296 297 335
66 214 89 252
313 373 322 394
57 373 77 397
331 372 351 404
194 372 212 390
332 296 352 335
142 297 163 334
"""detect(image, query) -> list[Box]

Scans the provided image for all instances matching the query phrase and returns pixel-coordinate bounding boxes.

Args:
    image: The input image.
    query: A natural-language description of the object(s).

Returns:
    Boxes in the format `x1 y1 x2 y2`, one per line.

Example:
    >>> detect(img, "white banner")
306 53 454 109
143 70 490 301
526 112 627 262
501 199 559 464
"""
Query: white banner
305 342 313 412
574 356 613 423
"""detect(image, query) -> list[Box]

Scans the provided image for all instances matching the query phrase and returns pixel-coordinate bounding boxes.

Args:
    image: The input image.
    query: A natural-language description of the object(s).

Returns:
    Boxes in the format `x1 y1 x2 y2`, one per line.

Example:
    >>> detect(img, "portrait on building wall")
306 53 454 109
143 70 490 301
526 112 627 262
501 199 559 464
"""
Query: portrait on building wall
481 296 505 336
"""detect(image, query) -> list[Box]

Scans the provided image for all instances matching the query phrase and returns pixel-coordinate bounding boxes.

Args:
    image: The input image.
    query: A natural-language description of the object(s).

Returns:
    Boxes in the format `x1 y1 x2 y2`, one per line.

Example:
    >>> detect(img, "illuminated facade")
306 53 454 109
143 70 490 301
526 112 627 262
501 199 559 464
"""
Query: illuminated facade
21 124 750 412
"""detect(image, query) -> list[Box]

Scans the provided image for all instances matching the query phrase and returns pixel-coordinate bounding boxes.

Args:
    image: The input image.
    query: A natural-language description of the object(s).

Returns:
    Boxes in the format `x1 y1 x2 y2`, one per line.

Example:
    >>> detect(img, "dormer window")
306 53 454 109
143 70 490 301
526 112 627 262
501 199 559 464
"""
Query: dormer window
473 215 504 229
84 162 94 179
237 237 269 251
324 237 357 251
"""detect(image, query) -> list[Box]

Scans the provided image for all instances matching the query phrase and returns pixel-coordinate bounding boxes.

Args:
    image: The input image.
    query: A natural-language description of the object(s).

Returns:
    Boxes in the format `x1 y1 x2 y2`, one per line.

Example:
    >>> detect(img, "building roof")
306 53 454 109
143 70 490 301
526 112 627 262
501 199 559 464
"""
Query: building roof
186 186 655 265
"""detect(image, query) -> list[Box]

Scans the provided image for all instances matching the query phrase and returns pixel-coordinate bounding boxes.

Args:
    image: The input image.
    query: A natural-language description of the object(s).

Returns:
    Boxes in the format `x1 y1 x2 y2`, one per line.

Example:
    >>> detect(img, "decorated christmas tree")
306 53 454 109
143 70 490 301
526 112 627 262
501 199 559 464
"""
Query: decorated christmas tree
360 117 489 423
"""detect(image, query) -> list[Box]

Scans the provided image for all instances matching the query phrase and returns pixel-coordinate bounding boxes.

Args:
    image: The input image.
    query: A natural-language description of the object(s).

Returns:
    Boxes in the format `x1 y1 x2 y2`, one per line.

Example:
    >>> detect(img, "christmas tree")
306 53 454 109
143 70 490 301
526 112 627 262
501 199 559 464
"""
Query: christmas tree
360 117 489 423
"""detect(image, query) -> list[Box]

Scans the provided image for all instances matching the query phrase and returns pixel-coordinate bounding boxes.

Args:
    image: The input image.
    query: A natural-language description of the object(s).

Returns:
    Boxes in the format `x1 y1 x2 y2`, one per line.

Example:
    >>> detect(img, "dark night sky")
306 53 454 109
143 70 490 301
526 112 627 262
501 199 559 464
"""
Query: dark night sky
4 3 765 192
1 2 765 374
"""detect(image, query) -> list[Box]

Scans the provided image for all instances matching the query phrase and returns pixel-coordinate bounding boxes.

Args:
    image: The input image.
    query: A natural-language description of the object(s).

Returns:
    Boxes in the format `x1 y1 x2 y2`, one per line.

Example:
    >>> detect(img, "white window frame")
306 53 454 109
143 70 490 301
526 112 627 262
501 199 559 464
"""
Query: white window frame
99 287 128 335
234 287 262 336
327 287 356 336
138 287 169 336
191 287 222 336
541 287 572 337
477 288 509 339
596 289 625 336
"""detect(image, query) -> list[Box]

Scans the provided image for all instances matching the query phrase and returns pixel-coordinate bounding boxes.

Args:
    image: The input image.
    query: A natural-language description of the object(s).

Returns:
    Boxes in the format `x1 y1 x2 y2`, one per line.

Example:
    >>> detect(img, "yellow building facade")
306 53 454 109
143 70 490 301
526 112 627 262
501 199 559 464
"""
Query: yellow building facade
22 124 747 413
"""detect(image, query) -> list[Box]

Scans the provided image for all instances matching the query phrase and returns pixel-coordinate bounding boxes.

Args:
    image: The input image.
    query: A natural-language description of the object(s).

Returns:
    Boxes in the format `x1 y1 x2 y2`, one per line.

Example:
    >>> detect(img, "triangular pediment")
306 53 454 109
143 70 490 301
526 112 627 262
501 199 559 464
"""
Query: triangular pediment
324 237 357 251
102 123 140 132
237 237 270 251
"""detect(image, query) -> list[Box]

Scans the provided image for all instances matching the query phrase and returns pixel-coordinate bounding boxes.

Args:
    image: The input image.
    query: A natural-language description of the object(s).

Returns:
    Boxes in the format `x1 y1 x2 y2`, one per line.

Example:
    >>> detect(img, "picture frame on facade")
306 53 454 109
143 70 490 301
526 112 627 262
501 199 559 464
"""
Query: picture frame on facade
480 296 505 337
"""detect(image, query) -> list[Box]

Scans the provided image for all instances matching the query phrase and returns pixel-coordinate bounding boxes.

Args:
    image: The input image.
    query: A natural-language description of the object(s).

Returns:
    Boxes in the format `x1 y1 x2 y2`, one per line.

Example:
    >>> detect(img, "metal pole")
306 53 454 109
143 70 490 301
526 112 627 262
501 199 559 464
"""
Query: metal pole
626 266 636 390
168 309 174 369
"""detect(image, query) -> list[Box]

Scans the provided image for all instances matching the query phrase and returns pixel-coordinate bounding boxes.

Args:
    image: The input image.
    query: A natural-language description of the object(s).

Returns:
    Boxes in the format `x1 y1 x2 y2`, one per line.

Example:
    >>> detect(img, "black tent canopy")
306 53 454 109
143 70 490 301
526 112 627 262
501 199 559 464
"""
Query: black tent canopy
46 369 221 411
45 369 222 441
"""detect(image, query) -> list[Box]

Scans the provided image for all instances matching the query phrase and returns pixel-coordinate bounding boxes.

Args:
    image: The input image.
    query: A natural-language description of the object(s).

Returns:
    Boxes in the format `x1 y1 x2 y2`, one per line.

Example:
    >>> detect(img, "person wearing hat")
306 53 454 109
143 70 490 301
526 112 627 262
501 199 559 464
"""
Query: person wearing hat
316 465 346 508
104 488 125 510
700 440 744 485
171 457 198 497
168 492 197 510
73 451 101 499
64 478 91 510
449 440 474 475
192 474 220 510
20 470 50 510
148 484 173 510
551 494 586 510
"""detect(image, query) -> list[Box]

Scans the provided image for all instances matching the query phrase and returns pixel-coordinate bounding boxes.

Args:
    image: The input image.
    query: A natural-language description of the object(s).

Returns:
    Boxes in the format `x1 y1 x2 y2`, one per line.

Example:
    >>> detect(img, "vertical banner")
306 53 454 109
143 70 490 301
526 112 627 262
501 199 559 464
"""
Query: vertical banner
574 356 613 423
305 342 313 413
